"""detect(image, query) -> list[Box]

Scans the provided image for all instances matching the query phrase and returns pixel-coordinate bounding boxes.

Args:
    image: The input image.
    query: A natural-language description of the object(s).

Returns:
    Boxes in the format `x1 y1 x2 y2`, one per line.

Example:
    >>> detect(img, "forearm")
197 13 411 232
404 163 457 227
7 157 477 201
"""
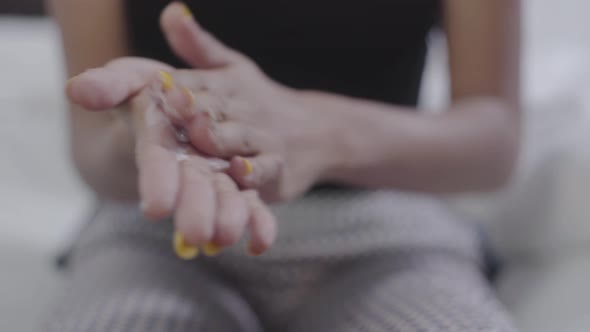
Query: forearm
304 91 520 192
69 104 138 201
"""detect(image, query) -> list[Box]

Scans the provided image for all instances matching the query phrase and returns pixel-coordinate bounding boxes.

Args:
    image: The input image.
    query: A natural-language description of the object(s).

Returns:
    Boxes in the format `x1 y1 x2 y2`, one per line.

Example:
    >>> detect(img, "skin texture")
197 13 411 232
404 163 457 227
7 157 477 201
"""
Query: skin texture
50 0 520 252
51 0 277 254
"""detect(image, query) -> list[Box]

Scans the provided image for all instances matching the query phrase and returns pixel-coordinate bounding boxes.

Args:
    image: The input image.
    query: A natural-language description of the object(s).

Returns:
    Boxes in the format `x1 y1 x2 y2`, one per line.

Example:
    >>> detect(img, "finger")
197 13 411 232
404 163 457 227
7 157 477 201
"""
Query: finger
229 155 284 191
175 156 216 246
163 85 227 122
164 88 271 157
207 174 249 253
175 144 231 172
172 69 232 94
159 2 247 68
244 191 277 256
197 122 273 158
67 57 173 110
132 91 180 220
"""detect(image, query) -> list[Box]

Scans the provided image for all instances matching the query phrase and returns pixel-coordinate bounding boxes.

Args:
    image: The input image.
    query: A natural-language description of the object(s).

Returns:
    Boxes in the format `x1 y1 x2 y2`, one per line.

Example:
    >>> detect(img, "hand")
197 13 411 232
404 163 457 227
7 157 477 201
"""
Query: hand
157 3 340 202
67 59 277 257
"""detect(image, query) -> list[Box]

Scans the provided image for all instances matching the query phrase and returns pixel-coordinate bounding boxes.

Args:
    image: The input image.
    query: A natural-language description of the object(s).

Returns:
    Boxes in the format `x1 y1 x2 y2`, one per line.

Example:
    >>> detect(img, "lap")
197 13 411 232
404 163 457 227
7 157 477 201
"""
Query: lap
42 245 261 332
42 200 514 332
285 251 517 332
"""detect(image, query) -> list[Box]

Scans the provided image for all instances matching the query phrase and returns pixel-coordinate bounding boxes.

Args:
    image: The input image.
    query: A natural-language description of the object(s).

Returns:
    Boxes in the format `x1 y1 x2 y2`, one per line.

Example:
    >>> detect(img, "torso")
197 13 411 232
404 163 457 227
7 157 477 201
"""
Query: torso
125 0 440 105
116 1 479 260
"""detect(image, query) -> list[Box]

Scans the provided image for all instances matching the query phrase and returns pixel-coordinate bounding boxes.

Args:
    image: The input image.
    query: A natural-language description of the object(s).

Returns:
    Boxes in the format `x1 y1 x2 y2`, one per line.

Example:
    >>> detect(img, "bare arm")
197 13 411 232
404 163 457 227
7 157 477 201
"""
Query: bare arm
313 0 521 192
49 0 138 200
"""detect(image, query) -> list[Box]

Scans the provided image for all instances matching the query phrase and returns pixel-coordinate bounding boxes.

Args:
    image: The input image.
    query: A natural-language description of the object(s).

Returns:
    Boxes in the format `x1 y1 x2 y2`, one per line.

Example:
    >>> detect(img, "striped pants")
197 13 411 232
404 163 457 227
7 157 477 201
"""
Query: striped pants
43 190 517 332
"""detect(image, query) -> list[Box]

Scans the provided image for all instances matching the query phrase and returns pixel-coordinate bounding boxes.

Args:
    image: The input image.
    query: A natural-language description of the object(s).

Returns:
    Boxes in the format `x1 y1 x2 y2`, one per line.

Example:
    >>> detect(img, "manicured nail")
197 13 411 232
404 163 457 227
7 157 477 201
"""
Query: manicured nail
66 75 78 86
181 87 195 106
159 70 174 91
173 231 199 260
179 2 193 17
247 241 263 256
208 159 230 172
203 242 222 257
241 157 254 176
65 75 80 92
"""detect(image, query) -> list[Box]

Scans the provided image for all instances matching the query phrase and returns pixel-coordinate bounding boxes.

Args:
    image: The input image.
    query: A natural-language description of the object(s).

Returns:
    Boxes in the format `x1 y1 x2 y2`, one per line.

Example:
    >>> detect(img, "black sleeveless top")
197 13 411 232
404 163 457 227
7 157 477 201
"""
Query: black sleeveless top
125 0 440 106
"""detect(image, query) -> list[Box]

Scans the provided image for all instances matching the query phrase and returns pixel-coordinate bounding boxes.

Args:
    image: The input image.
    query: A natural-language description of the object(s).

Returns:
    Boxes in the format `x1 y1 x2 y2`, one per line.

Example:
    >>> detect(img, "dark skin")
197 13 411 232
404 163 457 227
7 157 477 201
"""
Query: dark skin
51 0 520 254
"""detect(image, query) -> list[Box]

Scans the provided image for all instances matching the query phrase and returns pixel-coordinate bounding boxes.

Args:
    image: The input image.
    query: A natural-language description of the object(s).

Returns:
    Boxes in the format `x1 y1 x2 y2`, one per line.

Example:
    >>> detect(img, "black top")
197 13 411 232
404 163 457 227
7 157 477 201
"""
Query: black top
125 0 440 106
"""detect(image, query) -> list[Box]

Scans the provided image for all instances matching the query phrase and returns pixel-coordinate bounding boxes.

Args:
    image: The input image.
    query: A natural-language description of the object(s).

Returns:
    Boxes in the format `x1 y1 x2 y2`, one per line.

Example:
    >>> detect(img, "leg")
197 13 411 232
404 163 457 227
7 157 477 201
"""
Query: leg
286 251 517 332
42 246 261 332
41 205 261 332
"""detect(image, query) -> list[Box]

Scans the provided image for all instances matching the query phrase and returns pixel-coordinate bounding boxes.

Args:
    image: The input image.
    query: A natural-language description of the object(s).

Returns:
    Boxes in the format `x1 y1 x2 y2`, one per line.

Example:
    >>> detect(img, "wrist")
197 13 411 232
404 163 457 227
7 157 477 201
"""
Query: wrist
290 89 367 184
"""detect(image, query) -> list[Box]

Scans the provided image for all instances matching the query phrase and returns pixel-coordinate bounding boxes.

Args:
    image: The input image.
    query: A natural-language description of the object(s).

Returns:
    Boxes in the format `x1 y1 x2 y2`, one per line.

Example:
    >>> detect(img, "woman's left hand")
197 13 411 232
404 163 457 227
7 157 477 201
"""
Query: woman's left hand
159 3 341 202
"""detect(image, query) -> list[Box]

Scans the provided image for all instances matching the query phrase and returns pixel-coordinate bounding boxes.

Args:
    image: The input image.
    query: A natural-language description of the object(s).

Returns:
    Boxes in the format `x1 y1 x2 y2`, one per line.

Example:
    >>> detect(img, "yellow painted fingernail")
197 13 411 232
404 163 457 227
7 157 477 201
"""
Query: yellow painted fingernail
182 87 196 106
179 3 193 17
242 158 253 175
173 231 199 260
203 242 222 257
159 70 174 91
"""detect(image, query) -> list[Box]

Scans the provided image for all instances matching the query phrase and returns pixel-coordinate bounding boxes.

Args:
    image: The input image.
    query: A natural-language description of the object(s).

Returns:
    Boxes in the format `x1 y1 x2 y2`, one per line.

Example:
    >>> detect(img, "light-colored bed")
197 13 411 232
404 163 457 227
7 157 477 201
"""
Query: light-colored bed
1 1 589 330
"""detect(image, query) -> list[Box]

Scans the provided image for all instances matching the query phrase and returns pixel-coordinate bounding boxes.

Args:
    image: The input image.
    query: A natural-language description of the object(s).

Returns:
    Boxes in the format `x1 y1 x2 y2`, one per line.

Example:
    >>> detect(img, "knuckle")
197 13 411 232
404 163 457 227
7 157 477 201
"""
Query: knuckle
240 131 255 152
210 131 230 156
272 155 286 169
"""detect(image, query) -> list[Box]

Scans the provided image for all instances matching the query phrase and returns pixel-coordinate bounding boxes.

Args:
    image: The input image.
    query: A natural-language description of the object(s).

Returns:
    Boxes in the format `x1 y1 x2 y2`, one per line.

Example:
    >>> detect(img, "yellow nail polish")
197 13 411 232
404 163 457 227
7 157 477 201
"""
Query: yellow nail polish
242 158 253 176
182 87 196 106
173 231 199 260
159 70 174 91
179 3 193 17
203 242 222 257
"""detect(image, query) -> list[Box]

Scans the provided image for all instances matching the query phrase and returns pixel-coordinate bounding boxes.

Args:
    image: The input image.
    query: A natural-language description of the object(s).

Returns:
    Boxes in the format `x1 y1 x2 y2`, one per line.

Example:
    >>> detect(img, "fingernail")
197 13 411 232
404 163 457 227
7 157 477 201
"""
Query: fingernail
247 241 263 256
66 75 78 86
159 70 174 91
181 87 196 106
208 159 230 172
65 75 80 92
173 231 199 260
203 242 222 257
241 157 254 176
179 3 193 18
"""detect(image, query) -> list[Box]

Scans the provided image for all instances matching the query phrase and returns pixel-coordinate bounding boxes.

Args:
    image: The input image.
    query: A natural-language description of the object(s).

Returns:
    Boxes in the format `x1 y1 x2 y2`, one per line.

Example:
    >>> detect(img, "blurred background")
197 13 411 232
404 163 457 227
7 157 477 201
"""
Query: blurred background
0 1 589 331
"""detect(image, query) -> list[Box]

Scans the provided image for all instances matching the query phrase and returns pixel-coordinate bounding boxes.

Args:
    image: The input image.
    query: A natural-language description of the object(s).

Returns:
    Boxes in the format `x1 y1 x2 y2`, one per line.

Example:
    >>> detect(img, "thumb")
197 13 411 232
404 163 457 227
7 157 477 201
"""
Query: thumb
160 2 247 69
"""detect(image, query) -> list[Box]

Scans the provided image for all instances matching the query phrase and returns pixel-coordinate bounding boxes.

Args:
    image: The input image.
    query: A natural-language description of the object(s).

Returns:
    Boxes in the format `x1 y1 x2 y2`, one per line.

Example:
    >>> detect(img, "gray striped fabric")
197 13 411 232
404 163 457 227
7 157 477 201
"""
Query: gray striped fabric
42 190 517 332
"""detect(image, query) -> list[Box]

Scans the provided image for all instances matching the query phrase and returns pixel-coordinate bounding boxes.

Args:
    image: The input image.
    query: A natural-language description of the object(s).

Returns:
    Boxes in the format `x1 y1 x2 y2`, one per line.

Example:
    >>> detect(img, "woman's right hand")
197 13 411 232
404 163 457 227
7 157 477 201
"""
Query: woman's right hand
66 58 277 257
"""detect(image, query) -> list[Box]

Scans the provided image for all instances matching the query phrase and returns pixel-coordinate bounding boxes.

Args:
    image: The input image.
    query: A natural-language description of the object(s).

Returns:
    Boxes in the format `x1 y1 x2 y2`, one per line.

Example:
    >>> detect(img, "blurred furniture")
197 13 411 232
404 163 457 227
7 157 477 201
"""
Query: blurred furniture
1 1 590 330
